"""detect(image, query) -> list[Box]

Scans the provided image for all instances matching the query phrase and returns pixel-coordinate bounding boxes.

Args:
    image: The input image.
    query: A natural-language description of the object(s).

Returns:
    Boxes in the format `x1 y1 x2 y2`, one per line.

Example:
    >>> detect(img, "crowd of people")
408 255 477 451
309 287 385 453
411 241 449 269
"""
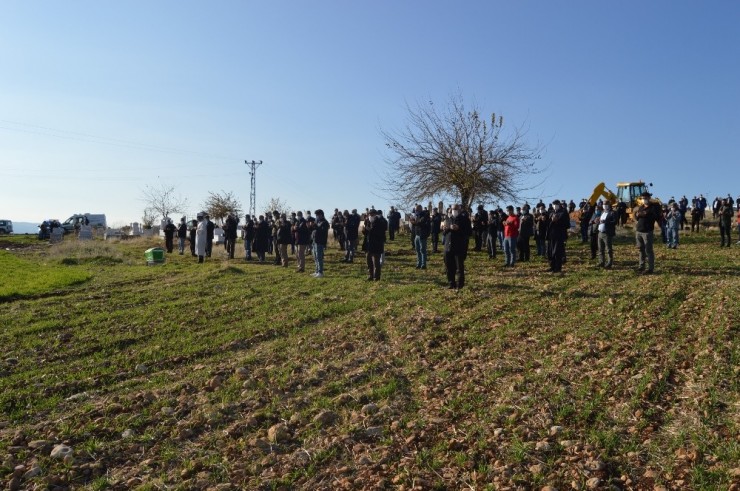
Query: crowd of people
164 193 740 287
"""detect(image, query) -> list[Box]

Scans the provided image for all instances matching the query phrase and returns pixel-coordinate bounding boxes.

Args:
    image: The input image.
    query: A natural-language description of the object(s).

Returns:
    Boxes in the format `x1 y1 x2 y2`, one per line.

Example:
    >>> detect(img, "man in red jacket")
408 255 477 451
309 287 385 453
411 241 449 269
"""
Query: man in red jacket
503 205 520 267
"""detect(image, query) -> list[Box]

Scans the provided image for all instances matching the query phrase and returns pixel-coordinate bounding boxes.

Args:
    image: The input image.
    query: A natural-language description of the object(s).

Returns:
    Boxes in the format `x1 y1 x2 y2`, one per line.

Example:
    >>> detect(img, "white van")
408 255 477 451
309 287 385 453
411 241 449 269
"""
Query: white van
61 214 107 234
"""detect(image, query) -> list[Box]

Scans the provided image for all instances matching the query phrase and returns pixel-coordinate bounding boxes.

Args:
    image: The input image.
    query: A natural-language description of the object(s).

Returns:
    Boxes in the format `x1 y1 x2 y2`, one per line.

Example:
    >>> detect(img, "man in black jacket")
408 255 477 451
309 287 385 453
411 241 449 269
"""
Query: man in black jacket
364 209 387 281
547 200 569 273
387 207 401 241
343 210 360 263
177 217 188 255
223 214 238 259
163 218 176 253
472 205 488 252
634 192 658 274
430 209 442 253
205 214 215 257
242 214 254 260
442 204 472 290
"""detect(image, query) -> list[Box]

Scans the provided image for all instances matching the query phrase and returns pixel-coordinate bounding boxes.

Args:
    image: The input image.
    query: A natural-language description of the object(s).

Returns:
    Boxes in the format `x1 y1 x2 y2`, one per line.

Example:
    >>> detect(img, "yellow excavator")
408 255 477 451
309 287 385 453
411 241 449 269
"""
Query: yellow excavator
585 181 660 223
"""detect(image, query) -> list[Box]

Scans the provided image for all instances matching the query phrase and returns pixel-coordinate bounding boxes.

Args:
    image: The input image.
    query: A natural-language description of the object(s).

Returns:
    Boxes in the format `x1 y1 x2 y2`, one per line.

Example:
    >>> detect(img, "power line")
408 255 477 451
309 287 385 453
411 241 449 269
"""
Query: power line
0 119 241 162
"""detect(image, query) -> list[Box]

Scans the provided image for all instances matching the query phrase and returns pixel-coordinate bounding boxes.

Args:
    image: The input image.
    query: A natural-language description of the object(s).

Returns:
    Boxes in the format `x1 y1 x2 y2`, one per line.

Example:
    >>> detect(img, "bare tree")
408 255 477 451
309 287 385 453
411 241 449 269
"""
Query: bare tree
261 197 291 217
381 94 542 210
203 190 242 224
141 208 157 229
140 184 188 220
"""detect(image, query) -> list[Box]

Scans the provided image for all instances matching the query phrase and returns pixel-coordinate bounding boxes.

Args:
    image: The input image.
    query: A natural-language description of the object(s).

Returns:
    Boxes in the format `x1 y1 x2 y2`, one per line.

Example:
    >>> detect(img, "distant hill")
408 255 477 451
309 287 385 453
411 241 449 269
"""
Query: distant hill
6 222 39 235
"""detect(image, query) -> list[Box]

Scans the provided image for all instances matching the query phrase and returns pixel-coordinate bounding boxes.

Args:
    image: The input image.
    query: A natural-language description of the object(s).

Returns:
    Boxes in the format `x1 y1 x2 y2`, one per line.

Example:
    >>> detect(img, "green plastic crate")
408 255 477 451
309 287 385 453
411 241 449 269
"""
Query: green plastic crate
145 247 165 265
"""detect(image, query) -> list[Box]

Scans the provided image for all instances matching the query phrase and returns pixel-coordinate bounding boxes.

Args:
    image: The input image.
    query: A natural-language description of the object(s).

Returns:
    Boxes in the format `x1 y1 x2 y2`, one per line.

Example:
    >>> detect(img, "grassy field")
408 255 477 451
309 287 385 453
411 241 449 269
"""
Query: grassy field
0 230 738 490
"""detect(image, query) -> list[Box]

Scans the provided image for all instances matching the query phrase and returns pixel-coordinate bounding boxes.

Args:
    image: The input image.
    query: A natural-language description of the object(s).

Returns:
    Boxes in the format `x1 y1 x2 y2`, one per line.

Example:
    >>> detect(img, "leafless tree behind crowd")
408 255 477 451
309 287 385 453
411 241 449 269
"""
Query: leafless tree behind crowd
381 94 543 210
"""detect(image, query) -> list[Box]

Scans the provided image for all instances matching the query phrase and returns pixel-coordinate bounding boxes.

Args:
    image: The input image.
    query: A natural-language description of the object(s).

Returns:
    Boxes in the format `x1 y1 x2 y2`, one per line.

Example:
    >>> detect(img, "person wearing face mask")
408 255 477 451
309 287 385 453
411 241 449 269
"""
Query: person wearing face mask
409 204 431 269
588 204 603 260
634 192 658 274
442 204 472 290
546 200 569 273
503 206 520 267
364 208 387 280
597 203 617 268
195 213 208 263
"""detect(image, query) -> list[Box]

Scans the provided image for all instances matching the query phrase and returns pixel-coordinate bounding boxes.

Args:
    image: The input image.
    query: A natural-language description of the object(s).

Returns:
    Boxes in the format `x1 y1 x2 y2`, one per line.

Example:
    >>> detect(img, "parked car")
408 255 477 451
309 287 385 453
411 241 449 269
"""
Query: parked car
0 219 13 235
61 214 107 234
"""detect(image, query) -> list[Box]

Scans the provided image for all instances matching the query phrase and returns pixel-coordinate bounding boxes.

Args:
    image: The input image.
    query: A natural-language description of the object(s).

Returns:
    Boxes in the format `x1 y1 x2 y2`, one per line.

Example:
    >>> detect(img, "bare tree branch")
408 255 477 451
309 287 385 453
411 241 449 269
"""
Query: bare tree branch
140 184 188 221
381 94 543 210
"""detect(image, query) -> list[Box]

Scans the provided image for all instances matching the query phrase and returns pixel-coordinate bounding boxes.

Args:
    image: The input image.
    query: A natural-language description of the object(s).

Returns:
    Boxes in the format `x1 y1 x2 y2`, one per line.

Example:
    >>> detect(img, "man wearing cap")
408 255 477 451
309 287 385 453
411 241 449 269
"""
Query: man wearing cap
546 200 569 273
634 192 658 274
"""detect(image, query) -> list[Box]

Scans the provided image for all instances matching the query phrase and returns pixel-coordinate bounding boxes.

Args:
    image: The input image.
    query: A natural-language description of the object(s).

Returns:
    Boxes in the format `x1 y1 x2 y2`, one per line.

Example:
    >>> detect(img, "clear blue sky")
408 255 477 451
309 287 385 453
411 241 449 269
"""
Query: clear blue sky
2 0 738 226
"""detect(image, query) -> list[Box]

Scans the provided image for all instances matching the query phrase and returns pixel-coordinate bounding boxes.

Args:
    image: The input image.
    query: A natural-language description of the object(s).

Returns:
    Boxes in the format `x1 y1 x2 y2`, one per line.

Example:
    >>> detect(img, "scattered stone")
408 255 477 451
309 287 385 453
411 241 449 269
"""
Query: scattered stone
268 423 290 443
23 465 42 479
586 477 601 489
654 486 668 491
361 403 379 415
333 393 353 405
584 458 605 472
207 375 223 391
365 426 383 437
161 406 175 416
292 449 311 465
289 413 304 425
535 441 551 452
50 444 73 459
643 469 659 479
541 486 558 491
57 333 72 342
313 410 339 427
253 438 272 454
560 440 576 448
5 358 18 365
12 465 25 478
550 425 563 436
529 464 545 474
135 364 148 374
234 367 249 380
66 392 90 401
357 454 373 465
122 429 134 439
27 440 50 450
8 477 20 491
493 427 504 438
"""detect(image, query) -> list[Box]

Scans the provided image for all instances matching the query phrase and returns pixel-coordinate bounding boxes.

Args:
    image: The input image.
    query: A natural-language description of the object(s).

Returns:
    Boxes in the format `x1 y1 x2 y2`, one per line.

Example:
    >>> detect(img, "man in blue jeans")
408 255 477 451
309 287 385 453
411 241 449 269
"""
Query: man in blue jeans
410 204 430 269
309 210 330 278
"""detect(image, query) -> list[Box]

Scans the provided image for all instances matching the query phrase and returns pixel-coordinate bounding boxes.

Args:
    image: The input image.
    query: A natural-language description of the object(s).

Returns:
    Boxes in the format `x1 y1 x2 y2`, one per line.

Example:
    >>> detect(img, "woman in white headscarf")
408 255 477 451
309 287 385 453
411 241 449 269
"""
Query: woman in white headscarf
195 213 207 263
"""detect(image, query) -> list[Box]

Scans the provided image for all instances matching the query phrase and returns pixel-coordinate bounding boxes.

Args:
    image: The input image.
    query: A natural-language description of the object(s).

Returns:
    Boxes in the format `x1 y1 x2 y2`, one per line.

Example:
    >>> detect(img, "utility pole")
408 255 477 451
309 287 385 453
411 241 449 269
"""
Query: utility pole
245 160 263 217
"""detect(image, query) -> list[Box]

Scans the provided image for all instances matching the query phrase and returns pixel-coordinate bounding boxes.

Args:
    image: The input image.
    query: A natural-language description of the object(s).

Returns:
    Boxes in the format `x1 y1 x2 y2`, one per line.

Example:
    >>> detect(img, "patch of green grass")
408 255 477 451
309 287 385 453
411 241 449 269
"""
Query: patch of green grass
0 250 91 299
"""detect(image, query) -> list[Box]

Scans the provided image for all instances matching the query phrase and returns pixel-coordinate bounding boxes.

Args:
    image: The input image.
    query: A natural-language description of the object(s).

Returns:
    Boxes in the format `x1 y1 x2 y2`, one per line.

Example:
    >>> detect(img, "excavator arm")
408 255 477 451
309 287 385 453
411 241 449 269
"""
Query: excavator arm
588 182 619 206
